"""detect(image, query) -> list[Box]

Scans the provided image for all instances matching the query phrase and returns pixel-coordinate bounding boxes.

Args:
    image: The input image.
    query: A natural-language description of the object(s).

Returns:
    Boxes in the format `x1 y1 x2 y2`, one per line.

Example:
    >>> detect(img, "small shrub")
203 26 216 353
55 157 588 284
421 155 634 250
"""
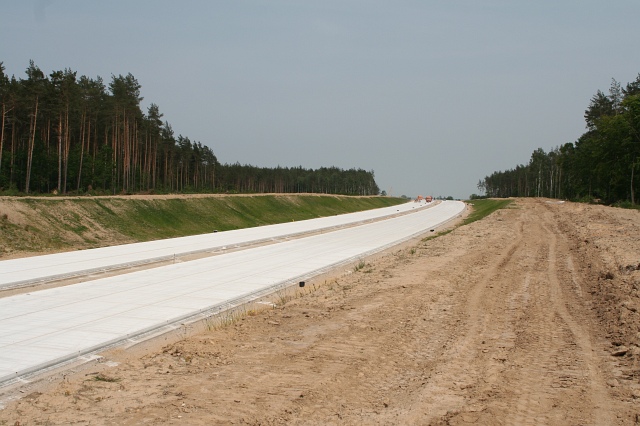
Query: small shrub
612 200 640 210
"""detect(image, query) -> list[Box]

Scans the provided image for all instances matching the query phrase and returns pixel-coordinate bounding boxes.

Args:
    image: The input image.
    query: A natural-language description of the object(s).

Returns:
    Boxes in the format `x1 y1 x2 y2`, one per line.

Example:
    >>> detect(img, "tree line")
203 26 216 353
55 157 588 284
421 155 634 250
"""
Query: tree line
0 61 380 196
477 74 640 205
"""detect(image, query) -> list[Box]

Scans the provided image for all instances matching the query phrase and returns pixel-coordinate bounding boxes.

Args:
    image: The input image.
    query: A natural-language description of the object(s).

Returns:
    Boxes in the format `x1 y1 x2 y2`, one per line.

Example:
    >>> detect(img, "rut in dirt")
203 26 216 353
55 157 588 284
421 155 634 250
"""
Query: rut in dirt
422 201 621 425
1 200 636 425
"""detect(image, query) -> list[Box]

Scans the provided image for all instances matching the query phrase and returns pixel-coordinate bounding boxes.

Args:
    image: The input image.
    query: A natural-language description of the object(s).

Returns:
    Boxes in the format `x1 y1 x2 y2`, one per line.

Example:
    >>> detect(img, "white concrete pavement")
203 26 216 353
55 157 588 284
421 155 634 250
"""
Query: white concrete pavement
0 200 465 386
0 200 428 290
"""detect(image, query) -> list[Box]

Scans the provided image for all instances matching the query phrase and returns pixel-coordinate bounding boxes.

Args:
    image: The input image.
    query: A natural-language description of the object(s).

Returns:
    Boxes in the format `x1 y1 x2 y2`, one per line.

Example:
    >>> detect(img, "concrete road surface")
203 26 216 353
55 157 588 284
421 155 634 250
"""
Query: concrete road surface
0 201 465 386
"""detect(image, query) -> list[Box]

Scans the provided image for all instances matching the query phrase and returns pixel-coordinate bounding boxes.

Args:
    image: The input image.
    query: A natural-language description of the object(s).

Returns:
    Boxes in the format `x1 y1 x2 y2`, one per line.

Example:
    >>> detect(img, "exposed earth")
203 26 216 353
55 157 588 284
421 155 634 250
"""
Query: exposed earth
1 198 639 425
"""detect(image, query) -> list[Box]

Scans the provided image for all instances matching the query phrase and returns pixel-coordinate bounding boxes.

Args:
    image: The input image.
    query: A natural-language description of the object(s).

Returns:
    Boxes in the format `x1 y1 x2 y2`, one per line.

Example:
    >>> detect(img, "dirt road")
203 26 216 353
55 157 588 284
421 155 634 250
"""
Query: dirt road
1 198 639 424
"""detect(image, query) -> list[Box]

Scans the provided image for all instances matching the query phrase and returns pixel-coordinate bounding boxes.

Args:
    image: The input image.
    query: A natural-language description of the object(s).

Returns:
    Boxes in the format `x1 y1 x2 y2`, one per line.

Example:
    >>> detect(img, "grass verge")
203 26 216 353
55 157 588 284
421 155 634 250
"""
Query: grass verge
463 199 514 225
0 195 406 255
420 198 512 244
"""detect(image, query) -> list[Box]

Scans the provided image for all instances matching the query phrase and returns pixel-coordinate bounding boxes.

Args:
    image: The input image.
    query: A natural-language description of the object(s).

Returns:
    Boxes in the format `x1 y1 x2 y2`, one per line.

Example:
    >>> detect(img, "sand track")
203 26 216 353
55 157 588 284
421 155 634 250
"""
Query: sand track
0 198 638 424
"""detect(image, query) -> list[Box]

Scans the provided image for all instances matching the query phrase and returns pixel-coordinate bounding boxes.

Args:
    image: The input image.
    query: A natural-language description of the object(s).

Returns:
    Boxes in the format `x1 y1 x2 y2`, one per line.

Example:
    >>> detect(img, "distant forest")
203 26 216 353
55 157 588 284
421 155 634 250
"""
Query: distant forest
478 74 640 205
0 61 380 196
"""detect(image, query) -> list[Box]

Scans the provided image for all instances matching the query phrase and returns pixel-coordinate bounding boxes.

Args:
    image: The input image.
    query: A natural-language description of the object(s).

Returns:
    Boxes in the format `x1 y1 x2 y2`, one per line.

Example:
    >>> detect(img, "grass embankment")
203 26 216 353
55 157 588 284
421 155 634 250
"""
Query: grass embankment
420 198 513 243
463 199 514 225
90 195 405 239
0 195 405 256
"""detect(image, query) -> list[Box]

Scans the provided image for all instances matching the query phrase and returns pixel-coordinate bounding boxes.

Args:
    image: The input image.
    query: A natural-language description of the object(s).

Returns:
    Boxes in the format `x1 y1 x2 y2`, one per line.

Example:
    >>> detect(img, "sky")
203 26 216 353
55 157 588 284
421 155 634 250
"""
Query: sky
2 1 640 199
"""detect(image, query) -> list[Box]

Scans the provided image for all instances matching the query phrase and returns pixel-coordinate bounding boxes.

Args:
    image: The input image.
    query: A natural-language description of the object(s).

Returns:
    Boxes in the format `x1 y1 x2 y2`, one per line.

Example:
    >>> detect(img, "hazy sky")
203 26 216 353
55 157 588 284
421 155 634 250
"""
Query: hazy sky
2 1 640 198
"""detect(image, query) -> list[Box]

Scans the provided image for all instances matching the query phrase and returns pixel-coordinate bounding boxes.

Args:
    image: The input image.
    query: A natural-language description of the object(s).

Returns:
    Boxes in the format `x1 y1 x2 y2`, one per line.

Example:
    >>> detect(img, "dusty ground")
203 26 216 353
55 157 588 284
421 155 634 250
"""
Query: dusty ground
1 198 639 425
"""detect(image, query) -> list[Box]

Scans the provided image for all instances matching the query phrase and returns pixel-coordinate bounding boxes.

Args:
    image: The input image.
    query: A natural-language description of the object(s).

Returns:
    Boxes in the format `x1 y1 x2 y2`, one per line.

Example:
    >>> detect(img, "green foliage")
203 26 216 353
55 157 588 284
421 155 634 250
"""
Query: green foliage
0 61 380 197
478 74 640 206
468 193 487 200
463 199 513 225
612 200 640 210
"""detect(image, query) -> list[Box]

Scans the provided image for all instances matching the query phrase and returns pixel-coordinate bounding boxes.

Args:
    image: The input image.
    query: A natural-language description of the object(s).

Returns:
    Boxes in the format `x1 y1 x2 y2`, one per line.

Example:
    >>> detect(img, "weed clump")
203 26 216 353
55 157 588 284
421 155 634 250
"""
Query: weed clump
93 374 120 382
354 259 367 272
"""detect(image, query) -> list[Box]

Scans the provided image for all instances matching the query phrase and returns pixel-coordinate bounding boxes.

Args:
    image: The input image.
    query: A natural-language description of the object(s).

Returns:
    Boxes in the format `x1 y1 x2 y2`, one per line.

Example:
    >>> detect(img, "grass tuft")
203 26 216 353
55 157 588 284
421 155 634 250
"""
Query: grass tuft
93 374 120 382
354 259 367 272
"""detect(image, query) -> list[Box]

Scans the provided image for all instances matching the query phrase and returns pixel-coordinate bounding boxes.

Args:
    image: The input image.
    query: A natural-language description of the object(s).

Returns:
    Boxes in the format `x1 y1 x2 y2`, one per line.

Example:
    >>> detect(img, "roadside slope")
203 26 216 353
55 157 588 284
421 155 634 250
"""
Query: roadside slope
1 198 637 424
0 194 405 259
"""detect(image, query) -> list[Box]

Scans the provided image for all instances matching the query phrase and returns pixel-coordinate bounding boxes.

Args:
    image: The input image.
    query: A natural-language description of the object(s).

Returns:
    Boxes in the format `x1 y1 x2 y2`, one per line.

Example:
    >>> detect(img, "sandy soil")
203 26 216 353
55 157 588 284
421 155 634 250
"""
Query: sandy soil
1 198 639 425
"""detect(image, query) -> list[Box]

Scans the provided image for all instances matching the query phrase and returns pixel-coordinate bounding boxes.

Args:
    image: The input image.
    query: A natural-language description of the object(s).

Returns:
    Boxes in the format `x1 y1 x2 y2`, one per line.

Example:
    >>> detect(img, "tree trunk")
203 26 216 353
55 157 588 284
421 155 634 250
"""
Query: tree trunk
25 96 39 194
57 115 62 193
632 162 636 205
77 109 88 192
9 116 15 187
63 106 70 193
112 113 118 194
0 103 5 176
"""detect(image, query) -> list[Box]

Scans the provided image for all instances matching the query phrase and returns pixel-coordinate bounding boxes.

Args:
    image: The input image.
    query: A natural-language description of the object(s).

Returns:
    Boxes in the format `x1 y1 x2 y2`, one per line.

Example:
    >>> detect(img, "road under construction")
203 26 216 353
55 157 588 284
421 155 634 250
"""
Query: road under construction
0 200 465 388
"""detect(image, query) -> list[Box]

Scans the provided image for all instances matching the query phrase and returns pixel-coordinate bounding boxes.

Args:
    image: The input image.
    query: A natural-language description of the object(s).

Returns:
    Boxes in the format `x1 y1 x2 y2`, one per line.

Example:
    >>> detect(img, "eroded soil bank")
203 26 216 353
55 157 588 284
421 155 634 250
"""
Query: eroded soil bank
1 198 639 425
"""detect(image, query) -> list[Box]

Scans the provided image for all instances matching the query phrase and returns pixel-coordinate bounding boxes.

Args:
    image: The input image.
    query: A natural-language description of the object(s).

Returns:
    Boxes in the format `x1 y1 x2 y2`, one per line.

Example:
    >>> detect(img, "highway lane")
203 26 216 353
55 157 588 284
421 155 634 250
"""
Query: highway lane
0 200 465 386
0 200 429 290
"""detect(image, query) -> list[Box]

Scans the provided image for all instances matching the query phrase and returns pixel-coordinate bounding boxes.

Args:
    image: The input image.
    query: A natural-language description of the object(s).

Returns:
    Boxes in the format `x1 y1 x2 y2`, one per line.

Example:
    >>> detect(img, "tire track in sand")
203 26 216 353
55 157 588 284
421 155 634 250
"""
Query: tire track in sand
540 213 614 425
488 203 616 425
428 201 619 425
403 205 527 423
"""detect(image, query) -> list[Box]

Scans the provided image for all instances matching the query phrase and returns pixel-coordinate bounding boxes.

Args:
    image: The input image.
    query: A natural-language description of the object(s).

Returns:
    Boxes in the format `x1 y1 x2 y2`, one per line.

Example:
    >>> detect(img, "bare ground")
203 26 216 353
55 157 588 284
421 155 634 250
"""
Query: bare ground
1 198 639 425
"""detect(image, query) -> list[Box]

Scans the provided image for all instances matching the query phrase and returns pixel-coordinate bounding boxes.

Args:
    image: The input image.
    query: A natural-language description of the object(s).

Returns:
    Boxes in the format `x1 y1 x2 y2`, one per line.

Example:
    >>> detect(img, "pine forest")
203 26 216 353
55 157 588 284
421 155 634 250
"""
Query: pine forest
0 61 380 196
478 75 640 205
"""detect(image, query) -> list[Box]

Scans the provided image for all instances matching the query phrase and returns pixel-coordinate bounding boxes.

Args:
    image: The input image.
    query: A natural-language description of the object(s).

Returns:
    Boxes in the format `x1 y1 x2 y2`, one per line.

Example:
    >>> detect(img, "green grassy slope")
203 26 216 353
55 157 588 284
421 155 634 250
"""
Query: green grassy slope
0 195 406 256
